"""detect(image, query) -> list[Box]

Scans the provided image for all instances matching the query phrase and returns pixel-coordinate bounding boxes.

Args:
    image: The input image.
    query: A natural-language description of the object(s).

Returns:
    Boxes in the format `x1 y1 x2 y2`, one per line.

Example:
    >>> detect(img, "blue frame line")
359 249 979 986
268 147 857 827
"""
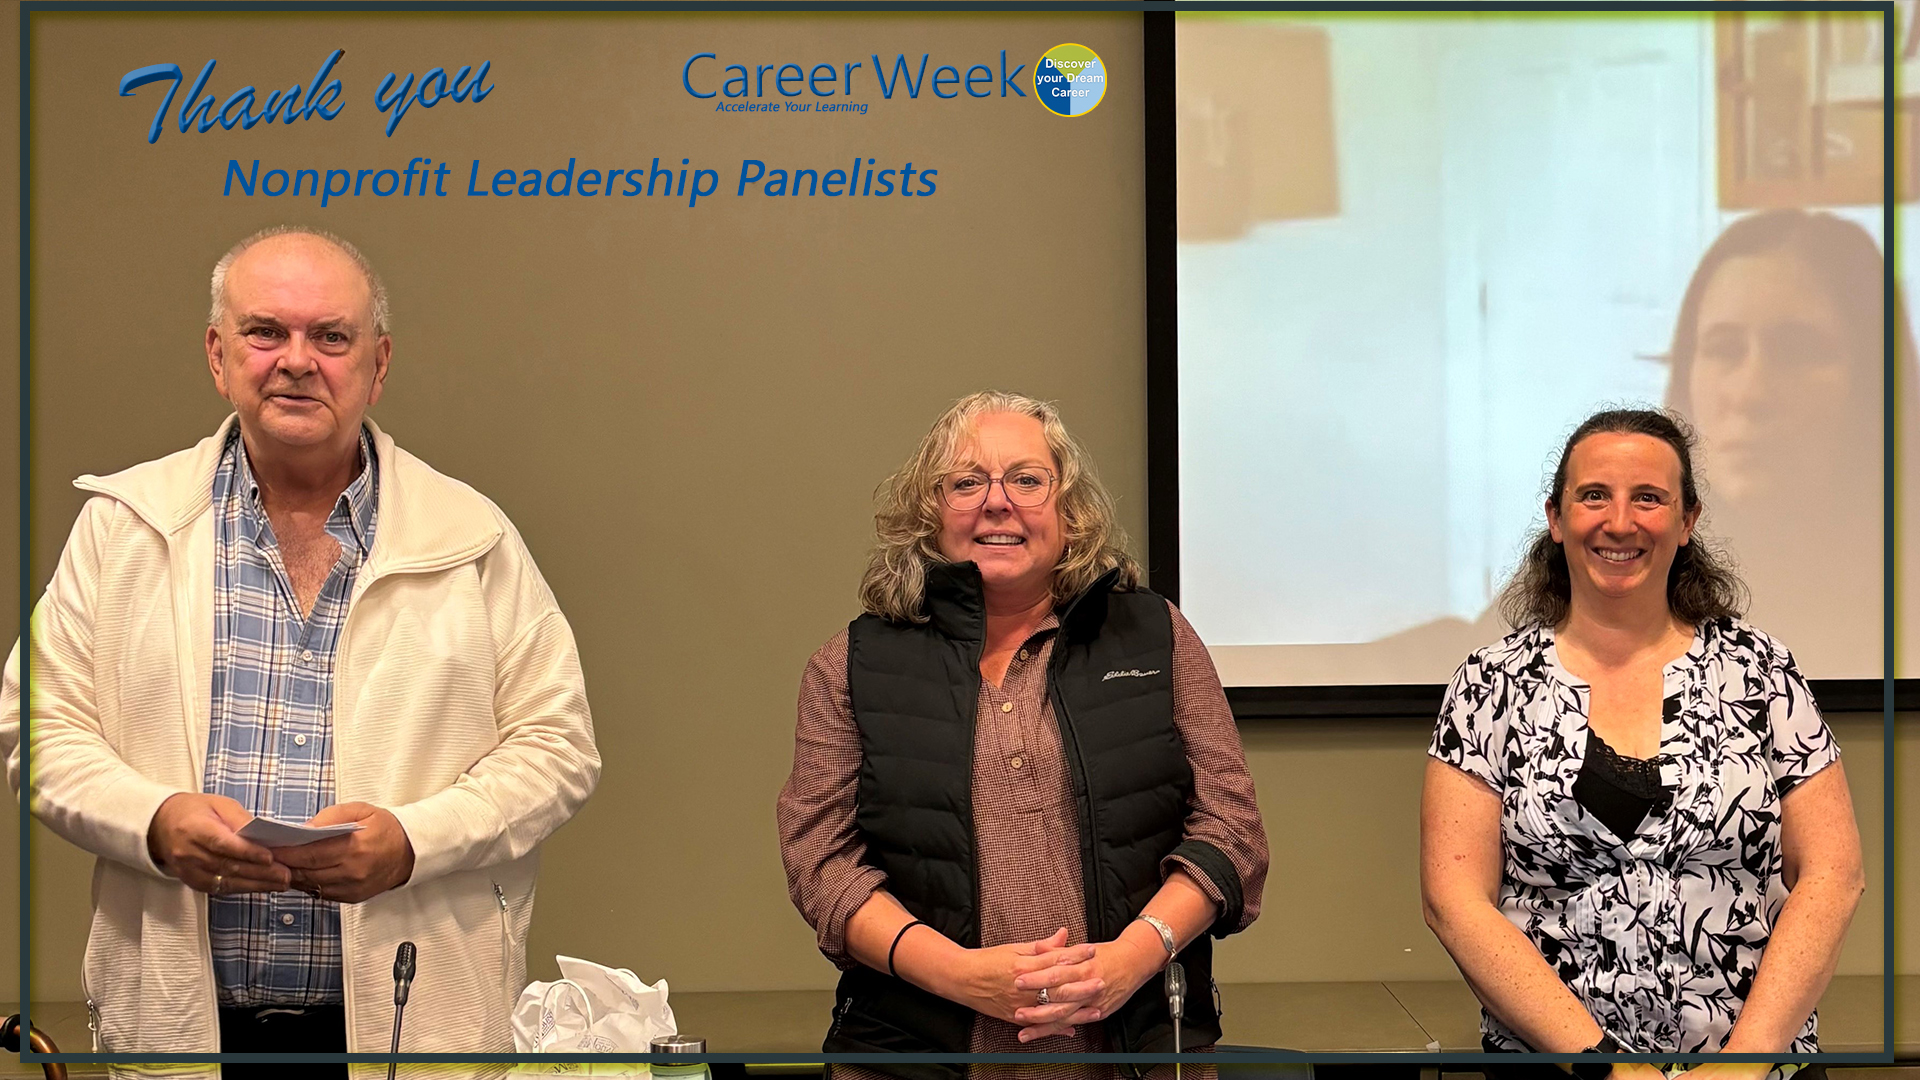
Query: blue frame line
7 1 1908 11
13 0 27 1064
1880 0 1897 1062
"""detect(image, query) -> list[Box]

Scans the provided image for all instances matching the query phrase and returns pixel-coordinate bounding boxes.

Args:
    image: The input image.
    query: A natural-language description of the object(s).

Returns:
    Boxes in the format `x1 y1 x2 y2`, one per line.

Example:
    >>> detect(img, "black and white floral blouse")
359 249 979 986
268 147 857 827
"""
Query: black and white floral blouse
1428 616 1839 1055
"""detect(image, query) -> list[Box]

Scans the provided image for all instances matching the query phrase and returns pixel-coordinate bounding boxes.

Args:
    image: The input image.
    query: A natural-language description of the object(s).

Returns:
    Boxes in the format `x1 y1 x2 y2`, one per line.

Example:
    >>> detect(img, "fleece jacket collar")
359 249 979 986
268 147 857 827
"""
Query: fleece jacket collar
71 414 504 578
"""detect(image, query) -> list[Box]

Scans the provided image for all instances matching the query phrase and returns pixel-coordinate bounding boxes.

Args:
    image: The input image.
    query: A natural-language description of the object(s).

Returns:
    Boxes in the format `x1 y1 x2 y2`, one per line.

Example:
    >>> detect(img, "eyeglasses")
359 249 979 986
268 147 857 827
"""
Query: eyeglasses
939 467 1057 511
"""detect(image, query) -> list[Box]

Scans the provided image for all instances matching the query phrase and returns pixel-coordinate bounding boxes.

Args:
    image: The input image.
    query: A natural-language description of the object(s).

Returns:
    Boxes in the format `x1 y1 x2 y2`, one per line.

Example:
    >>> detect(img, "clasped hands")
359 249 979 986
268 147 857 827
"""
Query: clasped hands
145 792 416 904
948 926 1166 1044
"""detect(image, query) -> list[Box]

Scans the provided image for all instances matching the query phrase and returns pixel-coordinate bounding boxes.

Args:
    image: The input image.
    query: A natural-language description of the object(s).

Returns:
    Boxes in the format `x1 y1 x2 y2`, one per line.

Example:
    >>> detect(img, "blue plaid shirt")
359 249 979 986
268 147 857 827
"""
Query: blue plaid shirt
204 425 378 1007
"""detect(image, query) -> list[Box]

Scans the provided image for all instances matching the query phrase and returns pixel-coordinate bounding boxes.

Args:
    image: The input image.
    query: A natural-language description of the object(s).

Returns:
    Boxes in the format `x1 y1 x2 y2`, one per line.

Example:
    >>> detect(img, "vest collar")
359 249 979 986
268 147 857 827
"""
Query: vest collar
1057 567 1123 647
919 562 1123 645
921 561 987 642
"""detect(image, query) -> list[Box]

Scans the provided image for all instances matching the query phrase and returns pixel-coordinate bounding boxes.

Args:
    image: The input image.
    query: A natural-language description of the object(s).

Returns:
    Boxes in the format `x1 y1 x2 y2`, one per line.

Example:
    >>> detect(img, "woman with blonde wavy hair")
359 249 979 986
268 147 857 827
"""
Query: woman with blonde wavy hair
777 391 1268 1077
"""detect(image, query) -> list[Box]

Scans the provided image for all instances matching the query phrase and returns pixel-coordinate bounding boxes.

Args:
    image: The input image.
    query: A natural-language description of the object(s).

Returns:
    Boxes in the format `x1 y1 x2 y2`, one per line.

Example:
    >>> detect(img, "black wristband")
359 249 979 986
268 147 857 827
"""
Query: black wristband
1571 1033 1620 1080
887 920 925 978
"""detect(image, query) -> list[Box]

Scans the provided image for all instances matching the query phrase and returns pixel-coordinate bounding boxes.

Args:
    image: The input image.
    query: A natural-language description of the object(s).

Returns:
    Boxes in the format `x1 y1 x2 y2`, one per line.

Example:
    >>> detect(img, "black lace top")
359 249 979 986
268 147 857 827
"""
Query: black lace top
1571 727 1672 840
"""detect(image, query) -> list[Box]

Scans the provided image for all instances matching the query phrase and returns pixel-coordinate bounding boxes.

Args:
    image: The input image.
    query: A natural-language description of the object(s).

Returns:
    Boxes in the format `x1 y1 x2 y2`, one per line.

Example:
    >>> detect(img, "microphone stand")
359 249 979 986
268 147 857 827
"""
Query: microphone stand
1164 961 1186 1080
388 1006 405 1080
389 942 417 1080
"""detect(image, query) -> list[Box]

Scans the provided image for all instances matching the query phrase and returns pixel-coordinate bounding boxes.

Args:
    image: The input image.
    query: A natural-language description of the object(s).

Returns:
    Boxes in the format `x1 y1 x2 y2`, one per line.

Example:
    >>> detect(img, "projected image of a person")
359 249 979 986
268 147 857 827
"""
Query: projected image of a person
1666 208 1918 673
777 391 1268 1073
1420 409 1863 1075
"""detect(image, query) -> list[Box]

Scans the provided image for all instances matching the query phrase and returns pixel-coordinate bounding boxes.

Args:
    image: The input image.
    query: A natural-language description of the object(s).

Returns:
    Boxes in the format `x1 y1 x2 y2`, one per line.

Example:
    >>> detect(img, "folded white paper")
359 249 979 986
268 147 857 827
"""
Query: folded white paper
237 817 363 847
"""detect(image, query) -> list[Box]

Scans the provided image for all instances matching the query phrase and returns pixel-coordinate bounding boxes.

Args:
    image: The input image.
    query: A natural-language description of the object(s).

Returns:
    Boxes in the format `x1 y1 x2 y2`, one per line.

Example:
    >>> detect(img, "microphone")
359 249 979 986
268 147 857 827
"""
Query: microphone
389 941 417 1080
1164 960 1186 1079
393 941 417 1005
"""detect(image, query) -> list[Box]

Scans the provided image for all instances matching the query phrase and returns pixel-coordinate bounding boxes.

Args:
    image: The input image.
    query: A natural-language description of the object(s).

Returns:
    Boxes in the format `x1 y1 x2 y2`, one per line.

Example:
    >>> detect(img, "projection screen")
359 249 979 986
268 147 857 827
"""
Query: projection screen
1164 11 1916 693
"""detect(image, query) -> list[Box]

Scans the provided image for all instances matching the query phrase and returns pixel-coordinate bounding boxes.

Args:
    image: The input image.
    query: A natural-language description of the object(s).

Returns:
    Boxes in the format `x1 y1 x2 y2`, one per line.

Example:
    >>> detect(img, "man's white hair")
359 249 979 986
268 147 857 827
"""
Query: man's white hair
208 225 391 336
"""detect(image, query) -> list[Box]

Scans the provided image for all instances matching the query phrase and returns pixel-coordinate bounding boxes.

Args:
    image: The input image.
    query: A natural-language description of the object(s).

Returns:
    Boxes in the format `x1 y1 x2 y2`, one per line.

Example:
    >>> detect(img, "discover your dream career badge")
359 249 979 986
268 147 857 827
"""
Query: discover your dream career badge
1035 44 1106 117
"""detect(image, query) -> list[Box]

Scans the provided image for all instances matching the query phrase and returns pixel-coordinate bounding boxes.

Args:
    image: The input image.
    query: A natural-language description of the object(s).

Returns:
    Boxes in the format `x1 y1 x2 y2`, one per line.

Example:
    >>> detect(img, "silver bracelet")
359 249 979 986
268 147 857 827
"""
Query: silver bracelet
1135 913 1177 959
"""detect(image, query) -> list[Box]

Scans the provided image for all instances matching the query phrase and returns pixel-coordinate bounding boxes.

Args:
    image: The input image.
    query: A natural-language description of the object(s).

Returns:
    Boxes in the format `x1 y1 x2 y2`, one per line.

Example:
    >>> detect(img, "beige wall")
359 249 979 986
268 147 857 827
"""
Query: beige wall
0 9 1910 1018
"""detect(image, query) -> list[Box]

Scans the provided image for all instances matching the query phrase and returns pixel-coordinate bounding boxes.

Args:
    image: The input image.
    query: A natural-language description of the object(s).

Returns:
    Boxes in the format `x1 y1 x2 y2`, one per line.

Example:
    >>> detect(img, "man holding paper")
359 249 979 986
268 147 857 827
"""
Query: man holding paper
1 226 601 1068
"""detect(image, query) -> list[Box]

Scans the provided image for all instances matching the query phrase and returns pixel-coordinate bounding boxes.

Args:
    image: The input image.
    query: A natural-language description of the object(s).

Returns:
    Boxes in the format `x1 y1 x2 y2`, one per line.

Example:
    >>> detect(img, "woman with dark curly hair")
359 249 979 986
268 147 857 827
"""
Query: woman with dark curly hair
1420 408 1864 1079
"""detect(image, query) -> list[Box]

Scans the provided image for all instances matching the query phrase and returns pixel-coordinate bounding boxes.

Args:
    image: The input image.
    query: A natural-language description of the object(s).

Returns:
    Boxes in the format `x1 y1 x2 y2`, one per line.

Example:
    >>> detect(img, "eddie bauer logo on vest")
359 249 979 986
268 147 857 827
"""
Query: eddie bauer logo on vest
1102 669 1162 681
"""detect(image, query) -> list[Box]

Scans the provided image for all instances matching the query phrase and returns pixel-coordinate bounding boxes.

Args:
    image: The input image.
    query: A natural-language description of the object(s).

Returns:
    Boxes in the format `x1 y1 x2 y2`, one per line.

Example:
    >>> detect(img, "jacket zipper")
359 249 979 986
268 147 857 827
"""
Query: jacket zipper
1050 673 1134 1076
199 894 221 1050
1047 577 1140 1069
495 881 516 1015
1047 677 1105 942
1052 580 1113 941
336 615 356 1050
78 966 100 1052
1044 595 1107 940
828 994 855 1037
961 634 985 954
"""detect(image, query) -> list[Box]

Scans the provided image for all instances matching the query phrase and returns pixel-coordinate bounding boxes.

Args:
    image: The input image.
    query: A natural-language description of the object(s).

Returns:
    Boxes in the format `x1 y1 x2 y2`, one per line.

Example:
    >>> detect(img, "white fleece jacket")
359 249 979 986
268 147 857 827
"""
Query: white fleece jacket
2 416 600 1072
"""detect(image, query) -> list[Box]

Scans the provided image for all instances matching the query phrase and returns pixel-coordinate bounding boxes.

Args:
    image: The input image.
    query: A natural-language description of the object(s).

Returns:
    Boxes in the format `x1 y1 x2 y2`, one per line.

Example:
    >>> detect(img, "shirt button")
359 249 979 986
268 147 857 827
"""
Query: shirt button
293 734 308 746
1016 650 1028 661
1010 756 1024 770
300 650 315 664
280 914 295 926
1001 702 1013 713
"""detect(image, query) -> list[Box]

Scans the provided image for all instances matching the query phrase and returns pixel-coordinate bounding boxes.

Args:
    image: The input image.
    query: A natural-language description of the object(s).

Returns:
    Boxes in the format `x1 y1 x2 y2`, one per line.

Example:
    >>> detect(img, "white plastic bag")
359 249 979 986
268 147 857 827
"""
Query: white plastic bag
511 955 677 1055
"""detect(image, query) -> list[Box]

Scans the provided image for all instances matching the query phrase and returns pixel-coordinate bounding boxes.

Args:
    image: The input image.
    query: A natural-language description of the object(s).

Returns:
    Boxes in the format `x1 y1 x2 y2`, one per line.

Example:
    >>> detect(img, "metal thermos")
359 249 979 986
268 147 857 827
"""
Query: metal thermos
650 1034 710 1080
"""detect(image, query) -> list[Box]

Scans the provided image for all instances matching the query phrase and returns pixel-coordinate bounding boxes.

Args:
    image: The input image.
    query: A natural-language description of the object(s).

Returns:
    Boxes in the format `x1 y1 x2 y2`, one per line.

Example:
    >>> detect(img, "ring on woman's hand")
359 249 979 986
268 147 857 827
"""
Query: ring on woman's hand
1036 987 1050 1006
212 873 225 895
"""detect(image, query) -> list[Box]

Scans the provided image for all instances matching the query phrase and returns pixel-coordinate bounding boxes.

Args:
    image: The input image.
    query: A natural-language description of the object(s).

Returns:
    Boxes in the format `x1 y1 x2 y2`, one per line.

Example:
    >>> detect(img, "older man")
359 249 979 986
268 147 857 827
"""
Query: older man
2 227 601 1068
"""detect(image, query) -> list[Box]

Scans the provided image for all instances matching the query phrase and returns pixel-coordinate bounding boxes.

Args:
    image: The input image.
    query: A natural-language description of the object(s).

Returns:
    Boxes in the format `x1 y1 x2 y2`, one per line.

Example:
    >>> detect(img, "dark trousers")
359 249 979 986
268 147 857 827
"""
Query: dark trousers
218 1004 348 1079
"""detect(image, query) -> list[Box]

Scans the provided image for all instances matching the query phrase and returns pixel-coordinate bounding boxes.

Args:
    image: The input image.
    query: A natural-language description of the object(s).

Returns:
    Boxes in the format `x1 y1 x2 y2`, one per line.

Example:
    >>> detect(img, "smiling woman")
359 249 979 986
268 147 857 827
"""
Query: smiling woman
776 390 1269 1078
1419 408 1865 1079
1497 410 1745 635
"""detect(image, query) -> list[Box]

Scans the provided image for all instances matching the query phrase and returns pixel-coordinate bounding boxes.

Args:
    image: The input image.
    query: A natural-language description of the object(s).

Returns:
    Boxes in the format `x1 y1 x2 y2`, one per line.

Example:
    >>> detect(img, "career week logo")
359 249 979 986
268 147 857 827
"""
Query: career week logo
682 44 1109 118
1034 44 1106 117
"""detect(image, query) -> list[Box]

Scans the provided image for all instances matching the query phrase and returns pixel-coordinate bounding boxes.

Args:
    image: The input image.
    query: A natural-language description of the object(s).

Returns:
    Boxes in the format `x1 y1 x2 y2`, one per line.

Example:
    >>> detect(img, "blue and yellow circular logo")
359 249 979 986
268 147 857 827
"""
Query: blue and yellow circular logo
1034 44 1106 117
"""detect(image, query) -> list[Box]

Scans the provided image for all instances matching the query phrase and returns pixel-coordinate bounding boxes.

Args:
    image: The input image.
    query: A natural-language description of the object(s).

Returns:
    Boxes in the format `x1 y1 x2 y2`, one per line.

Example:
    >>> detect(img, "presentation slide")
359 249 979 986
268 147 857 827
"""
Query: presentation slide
1174 12 1917 686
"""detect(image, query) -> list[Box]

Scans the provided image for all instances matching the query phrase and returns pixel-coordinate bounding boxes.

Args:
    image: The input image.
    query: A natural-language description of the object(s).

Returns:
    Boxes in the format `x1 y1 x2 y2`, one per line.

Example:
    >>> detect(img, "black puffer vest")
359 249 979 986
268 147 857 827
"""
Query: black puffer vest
825 563 1244 1079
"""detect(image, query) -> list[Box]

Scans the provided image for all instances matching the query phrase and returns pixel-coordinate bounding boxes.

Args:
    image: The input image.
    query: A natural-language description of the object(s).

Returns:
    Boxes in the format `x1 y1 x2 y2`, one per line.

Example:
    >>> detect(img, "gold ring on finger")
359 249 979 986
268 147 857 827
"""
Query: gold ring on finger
212 873 225 895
